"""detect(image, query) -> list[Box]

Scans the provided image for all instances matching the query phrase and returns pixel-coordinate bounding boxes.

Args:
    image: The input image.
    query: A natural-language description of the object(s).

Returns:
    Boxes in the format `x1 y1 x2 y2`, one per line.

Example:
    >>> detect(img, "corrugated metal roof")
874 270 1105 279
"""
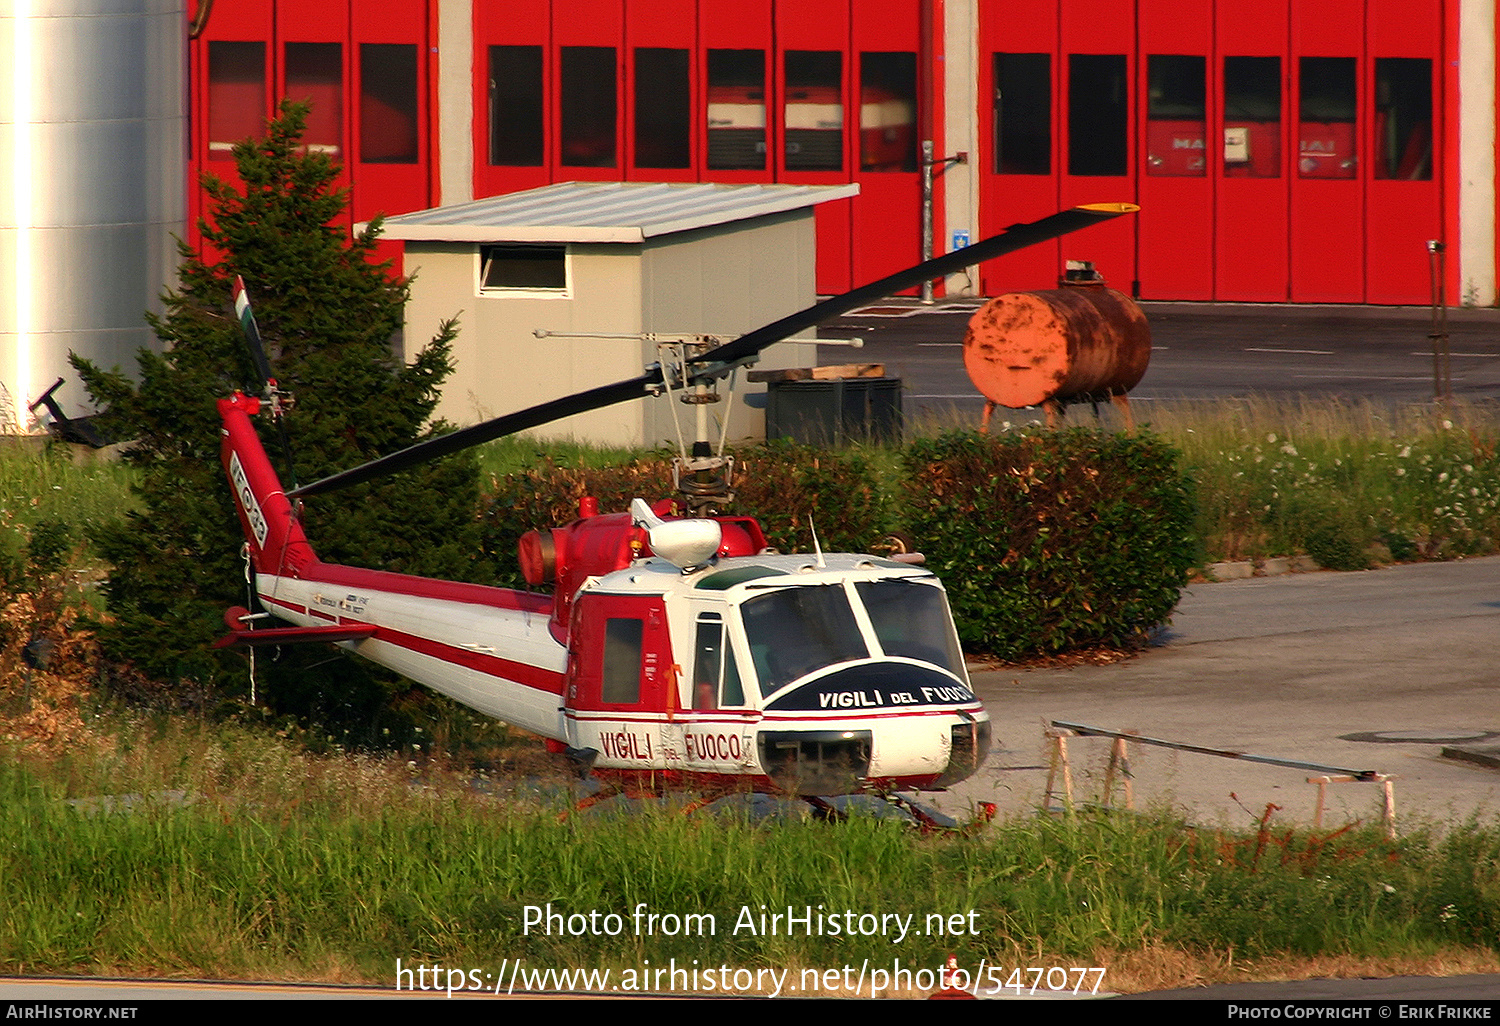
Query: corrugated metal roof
375 181 861 244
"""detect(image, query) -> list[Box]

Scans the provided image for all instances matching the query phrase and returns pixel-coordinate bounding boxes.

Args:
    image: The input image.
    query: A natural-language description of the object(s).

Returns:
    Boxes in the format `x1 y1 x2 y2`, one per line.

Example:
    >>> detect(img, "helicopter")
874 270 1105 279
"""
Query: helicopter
215 203 1137 821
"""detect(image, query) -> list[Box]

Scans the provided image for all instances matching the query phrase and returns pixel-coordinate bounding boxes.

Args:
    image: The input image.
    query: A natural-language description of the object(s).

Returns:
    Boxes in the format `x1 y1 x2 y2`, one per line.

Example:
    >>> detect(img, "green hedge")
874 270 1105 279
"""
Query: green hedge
479 442 888 588
481 431 1195 661
903 430 1196 659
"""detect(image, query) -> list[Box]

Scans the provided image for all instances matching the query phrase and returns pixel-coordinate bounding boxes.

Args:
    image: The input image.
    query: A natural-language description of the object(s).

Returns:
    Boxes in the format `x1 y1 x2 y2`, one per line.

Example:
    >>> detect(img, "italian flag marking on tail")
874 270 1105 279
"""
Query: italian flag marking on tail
233 275 261 349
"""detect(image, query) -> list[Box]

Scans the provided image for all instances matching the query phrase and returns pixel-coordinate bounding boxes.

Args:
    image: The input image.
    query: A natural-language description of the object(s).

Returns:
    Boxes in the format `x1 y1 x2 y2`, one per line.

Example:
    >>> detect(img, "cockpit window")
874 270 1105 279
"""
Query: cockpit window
854 580 966 676
740 585 868 691
692 613 750 708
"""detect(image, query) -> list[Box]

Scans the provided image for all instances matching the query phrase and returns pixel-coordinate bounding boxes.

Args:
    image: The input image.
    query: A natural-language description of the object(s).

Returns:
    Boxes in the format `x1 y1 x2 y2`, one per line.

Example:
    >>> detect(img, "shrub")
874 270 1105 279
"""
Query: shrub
71 102 484 741
902 429 1196 659
1304 523 1369 571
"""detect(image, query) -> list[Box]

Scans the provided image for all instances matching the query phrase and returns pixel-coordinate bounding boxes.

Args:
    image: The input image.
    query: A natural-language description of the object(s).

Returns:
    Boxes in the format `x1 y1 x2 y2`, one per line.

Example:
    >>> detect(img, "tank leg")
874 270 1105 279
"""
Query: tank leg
1043 399 1063 429
979 400 996 434
1111 393 1134 433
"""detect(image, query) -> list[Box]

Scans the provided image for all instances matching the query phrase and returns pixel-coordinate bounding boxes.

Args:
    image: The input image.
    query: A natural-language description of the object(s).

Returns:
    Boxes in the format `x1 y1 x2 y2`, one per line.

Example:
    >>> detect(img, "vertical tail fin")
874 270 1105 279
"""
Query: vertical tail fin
219 392 317 577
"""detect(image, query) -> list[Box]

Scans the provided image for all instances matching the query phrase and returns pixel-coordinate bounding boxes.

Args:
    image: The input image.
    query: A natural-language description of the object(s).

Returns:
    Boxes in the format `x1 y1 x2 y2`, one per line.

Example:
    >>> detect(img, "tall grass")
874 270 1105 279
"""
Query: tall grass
3 714 1498 989
1139 398 1500 565
0 440 138 570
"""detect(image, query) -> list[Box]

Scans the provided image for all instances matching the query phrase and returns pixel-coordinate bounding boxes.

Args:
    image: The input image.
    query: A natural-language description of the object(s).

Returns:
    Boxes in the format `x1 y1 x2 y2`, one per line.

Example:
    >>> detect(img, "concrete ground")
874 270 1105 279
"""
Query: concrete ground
933 555 1500 833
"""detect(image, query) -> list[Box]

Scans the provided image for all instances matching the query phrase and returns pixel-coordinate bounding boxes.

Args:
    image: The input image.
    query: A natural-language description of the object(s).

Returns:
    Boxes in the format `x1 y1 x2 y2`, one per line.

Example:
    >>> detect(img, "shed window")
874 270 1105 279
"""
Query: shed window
479 244 567 292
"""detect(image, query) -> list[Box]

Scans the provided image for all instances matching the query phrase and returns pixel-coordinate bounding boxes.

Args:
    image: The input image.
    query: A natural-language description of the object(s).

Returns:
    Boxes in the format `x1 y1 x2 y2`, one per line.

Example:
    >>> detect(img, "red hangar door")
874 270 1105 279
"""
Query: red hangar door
978 0 1139 297
190 0 435 262
977 0 1451 304
472 0 925 295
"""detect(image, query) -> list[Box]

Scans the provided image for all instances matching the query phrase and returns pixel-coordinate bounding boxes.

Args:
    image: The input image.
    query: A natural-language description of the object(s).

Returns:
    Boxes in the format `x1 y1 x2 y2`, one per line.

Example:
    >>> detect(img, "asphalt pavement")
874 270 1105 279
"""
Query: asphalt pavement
935 555 1500 831
816 298 1500 829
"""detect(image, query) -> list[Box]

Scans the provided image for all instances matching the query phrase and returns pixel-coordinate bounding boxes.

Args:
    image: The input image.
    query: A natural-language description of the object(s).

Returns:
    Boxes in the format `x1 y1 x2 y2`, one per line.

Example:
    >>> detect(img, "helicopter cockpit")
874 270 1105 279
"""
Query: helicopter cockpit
739 577 966 694
677 558 974 711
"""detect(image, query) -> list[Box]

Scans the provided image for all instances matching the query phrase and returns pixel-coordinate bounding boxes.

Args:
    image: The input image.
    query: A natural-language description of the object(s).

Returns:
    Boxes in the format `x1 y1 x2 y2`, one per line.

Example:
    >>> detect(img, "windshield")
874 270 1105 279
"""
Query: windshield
854 579 967 677
740 584 868 691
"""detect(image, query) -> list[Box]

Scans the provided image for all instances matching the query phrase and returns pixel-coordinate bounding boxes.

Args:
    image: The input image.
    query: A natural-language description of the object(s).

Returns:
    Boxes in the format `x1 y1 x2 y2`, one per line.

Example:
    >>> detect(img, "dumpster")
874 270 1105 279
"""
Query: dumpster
764 376 903 445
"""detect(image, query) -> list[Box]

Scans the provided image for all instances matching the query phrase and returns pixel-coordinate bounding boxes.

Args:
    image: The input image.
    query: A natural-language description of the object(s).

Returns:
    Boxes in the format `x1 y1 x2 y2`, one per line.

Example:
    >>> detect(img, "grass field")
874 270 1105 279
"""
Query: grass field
0 439 137 572
2 713 1498 994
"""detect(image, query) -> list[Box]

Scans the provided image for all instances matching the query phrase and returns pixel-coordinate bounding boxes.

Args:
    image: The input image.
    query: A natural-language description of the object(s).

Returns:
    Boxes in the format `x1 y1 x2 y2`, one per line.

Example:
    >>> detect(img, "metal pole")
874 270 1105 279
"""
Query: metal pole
920 139 935 304
1427 240 1450 402
1050 720 1381 780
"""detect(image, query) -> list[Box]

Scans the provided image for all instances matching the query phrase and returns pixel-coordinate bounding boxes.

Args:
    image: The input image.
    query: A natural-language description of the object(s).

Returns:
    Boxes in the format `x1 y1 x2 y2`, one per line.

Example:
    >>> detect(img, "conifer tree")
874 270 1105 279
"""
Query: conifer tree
73 102 488 733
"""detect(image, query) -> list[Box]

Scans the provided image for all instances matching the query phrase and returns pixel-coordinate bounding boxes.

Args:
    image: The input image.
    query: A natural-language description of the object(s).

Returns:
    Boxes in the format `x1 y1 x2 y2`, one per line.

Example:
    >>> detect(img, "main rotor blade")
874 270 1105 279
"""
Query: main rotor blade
287 203 1136 499
693 202 1138 371
289 374 659 498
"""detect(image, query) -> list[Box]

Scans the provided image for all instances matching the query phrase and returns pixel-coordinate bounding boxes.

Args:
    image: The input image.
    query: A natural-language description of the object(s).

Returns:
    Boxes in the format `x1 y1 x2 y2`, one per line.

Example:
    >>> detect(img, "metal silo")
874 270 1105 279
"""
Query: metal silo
1 0 186 430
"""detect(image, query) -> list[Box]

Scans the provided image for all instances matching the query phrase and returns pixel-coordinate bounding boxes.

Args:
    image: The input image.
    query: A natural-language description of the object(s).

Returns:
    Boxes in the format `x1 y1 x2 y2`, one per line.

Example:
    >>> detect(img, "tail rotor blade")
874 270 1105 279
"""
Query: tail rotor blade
231 275 300 489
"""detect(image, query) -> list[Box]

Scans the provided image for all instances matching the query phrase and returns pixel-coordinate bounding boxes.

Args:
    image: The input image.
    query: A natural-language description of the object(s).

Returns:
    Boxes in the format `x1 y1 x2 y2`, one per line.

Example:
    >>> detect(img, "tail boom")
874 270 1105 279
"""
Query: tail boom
220 392 316 578
218 392 569 739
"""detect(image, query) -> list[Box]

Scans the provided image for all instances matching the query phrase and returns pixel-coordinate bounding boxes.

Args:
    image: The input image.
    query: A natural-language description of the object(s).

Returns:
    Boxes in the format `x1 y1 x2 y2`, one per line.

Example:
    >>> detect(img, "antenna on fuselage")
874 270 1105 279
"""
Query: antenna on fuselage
808 516 825 569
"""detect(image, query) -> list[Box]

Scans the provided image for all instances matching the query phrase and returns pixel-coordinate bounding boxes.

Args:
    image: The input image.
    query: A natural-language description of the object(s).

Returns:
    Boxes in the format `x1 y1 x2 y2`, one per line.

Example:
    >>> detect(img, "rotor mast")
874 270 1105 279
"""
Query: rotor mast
535 329 742 516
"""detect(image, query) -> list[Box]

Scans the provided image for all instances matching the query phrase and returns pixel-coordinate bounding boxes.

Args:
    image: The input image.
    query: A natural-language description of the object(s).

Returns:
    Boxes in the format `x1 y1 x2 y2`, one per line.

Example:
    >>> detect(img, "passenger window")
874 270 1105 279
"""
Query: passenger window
601 618 642 704
692 615 748 709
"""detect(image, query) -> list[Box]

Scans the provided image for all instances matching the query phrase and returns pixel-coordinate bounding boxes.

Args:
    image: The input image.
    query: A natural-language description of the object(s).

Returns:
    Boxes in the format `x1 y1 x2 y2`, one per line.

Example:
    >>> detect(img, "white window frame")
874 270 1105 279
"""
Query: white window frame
475 243 572 299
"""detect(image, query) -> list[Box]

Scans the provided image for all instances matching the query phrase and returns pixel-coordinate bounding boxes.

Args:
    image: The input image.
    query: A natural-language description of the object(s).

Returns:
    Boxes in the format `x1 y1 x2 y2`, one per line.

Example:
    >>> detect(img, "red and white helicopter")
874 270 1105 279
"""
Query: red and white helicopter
216 204 1136 821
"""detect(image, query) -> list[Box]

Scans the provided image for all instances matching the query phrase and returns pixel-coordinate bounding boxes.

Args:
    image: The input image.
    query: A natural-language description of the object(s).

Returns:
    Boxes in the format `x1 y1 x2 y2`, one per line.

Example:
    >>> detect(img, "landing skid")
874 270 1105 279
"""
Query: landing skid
564 781 995 833
805 793 997 835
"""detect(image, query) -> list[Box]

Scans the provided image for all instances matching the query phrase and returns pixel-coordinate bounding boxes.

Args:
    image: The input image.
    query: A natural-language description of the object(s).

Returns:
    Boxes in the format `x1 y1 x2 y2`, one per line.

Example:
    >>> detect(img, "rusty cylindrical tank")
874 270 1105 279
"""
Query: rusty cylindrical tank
962 283 1151 410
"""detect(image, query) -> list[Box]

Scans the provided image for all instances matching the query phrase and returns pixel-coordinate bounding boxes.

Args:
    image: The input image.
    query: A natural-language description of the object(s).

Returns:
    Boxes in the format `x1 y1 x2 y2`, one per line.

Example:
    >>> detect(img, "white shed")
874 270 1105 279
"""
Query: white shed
378 181 859 447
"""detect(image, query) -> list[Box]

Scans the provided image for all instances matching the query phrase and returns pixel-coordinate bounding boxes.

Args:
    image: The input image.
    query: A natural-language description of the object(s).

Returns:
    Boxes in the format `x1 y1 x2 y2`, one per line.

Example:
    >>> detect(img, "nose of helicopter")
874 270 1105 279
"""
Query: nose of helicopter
756 662 991 794
756 712 991 795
